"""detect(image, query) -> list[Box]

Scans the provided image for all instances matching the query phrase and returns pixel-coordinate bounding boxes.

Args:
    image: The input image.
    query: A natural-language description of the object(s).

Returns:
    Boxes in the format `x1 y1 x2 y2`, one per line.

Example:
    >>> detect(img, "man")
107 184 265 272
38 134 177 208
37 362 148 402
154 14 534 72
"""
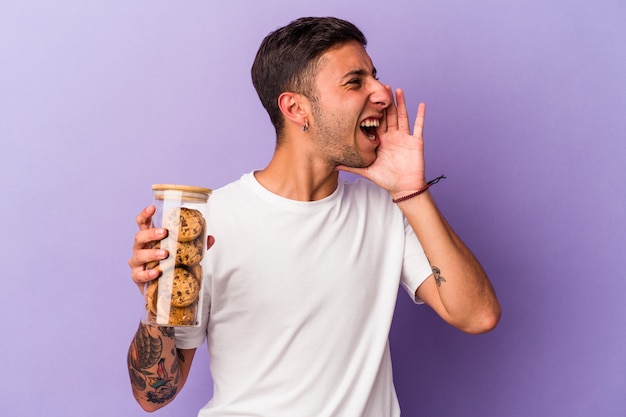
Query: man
127 16 500 416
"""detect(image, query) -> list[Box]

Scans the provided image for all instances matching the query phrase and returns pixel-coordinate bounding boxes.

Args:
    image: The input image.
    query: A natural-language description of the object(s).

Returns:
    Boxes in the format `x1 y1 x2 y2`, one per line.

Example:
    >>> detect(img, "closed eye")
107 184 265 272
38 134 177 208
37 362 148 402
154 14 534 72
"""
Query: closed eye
342 68 379 88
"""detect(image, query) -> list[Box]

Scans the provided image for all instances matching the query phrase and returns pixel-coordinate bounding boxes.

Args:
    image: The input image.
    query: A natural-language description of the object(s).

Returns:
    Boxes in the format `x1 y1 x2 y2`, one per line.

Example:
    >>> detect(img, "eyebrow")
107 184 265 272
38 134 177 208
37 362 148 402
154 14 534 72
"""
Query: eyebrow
341 67 378 80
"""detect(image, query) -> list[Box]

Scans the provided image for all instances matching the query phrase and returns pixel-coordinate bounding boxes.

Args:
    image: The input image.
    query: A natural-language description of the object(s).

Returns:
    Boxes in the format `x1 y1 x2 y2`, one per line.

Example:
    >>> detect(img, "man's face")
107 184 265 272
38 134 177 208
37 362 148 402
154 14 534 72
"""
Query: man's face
309 41 392 168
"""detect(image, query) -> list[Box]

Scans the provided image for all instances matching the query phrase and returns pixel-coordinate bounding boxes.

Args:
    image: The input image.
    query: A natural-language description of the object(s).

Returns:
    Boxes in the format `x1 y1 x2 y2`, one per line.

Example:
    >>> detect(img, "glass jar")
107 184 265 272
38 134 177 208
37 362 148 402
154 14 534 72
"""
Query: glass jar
144 184 211 327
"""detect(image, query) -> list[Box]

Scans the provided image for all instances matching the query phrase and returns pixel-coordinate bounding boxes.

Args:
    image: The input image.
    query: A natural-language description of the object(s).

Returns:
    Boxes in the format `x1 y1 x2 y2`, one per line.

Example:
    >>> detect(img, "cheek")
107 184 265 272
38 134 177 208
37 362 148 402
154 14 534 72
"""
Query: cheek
313 103 359 139
318 112 346 134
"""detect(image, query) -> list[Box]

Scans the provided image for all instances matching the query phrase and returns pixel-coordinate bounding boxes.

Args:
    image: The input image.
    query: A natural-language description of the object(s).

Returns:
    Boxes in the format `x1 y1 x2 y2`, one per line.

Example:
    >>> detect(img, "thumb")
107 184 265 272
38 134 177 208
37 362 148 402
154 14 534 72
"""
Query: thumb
335 165 370 179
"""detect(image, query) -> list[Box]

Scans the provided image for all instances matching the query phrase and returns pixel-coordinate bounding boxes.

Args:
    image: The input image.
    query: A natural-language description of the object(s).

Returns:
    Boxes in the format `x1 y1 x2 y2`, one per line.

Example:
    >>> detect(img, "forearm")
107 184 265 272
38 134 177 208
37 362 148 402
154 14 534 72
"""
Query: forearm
127 322 188 411
398 191 501 333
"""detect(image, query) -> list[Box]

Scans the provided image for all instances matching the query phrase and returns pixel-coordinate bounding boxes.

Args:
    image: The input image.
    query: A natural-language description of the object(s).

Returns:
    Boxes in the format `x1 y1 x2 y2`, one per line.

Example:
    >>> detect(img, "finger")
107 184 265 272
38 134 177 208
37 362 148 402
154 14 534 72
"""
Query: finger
129 228 169 283
129 244 169 288
395 88 411 133
383 85 398 131
131 264 161 292
136 205 156 231
335 164 371 181
132 227 168 252
413 102 426 138
129 239 169 265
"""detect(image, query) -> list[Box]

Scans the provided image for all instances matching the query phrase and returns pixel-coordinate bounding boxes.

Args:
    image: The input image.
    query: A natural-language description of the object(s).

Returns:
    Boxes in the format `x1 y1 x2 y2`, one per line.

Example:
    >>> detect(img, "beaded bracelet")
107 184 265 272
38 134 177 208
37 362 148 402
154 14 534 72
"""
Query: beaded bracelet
392 175 446 203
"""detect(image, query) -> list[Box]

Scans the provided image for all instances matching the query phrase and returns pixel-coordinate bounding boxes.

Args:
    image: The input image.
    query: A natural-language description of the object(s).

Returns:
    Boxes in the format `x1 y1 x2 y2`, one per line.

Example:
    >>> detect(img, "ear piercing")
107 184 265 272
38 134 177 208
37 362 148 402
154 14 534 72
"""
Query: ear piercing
302 121 309 133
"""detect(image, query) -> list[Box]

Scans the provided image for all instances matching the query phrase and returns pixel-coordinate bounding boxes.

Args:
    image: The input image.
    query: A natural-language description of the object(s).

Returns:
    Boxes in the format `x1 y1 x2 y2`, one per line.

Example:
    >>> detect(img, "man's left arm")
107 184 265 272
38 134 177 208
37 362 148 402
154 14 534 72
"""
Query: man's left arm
338 86 500 334
396 189 500 334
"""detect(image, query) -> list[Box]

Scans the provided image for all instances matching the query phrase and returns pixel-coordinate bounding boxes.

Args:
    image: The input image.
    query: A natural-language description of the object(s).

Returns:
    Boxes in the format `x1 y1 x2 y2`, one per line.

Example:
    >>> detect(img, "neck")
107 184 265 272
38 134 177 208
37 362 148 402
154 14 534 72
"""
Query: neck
254 137 339 202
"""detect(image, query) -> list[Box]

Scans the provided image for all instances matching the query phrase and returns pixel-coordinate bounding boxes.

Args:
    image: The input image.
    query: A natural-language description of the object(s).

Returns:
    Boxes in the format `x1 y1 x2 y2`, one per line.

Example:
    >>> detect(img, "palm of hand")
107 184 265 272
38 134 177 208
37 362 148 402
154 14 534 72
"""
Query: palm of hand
368 125 425 194
339 88 428 196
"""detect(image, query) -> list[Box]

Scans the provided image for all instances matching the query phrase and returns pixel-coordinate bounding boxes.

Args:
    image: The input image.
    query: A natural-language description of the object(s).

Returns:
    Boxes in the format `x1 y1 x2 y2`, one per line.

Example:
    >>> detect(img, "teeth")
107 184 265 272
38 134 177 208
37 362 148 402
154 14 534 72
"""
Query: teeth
360 118 380 128
361 118 379 140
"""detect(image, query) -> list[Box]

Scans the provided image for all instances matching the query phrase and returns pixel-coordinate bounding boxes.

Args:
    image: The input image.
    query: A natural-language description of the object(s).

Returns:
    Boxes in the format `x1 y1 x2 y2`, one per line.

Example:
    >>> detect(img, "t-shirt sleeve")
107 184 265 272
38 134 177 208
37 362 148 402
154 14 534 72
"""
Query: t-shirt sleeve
399 218 433 304
174 285 210 349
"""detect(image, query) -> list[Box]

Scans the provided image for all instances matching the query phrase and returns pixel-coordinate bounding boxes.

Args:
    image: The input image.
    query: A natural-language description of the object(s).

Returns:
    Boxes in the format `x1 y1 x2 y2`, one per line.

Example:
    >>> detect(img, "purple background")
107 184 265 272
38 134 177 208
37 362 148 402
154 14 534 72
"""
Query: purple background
1 1 624 416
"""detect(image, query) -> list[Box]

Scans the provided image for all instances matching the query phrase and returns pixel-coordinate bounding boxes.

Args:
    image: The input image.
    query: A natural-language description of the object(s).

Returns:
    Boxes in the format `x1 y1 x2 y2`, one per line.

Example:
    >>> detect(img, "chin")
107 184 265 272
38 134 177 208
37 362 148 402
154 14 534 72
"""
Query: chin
361 153 377 167
333 146 377 168
341 157 374 169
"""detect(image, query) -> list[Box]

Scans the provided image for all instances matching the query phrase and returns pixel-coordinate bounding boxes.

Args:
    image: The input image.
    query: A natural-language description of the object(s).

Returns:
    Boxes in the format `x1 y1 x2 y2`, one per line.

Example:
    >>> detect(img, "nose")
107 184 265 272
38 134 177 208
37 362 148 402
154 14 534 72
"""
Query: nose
370 79 392 109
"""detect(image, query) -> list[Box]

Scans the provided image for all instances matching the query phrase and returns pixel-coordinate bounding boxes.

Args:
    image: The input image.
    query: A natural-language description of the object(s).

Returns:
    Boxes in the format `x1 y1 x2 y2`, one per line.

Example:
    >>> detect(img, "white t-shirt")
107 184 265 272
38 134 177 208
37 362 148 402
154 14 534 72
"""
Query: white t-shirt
176 172 432 417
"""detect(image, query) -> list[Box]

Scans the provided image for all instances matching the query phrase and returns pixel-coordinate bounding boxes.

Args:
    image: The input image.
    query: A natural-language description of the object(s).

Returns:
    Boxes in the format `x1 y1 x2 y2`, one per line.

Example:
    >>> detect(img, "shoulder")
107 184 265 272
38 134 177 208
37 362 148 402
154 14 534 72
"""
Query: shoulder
339 177 405 226
209 173 254 201
341 176 393 205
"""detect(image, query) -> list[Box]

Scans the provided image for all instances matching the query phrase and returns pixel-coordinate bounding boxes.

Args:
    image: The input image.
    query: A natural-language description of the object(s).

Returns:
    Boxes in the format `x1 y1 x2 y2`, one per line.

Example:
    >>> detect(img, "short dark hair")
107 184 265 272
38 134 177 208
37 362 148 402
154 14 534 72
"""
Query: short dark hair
251 17 367 137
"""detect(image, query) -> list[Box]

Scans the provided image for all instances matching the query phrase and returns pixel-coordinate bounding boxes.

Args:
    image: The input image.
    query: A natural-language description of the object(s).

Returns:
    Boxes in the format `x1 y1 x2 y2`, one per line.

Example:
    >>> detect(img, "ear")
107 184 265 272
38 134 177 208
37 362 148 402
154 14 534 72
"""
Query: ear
277 92 310 127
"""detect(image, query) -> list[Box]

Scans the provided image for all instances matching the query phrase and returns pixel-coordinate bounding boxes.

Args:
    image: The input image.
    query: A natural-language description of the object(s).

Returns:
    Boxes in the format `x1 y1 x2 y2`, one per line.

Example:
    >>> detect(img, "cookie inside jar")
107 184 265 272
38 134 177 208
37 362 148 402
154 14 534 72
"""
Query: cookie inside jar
145 184 211 327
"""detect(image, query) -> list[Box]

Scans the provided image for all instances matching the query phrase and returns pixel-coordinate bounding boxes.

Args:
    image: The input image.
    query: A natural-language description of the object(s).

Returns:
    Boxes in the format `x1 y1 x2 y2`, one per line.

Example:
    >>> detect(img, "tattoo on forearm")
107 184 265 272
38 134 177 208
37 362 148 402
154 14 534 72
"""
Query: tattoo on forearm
432 266 447 287
160 326 175 338
127 324 179 404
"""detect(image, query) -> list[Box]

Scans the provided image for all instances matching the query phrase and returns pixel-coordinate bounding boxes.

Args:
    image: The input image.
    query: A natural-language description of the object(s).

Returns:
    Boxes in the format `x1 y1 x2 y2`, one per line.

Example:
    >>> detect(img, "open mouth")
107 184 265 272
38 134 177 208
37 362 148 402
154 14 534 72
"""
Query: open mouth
360 118 380 140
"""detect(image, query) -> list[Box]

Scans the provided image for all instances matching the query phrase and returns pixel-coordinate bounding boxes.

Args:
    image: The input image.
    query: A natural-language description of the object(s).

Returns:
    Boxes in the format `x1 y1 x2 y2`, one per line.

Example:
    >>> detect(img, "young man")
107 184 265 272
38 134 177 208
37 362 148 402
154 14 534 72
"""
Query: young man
128 17 500 416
